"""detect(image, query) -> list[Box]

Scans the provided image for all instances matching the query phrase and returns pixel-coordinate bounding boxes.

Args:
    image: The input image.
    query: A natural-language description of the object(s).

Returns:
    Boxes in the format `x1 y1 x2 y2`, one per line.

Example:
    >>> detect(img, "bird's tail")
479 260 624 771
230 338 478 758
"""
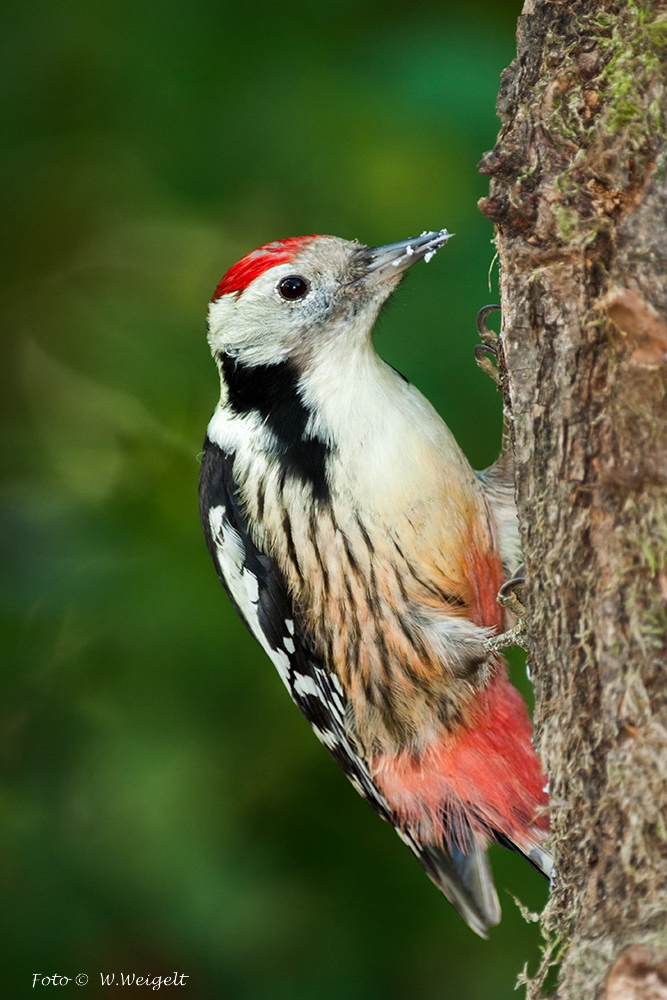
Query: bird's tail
417 838 501 939
494 827 553 880
414 820 552 938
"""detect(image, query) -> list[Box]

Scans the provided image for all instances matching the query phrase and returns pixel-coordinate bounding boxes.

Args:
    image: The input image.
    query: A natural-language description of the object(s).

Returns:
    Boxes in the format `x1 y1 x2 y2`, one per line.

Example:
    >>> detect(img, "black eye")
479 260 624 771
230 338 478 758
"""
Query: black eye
278 275 310 300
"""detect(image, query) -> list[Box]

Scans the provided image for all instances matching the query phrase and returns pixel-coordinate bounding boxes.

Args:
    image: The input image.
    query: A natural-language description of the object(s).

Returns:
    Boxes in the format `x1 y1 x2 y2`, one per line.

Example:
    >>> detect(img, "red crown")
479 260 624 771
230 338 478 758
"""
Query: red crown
212 235 322 300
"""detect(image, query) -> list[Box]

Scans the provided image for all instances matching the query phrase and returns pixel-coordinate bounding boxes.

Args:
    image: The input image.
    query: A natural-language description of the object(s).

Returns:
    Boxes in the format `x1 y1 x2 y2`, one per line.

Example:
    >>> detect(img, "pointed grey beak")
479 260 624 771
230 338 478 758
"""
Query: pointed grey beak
365 229 452 278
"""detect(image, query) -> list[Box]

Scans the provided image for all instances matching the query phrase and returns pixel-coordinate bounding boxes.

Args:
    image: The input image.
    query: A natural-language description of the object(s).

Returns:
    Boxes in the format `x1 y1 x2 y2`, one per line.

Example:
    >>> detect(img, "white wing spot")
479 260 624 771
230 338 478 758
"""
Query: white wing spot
312 725 339 750
243 568 259 605
285 619 295 635
208 504 227 540
395 827 413 847
349 775 366 796
331 673 344 696
283 637 295 654
328 674 346 713
292 673 323 701
269 648 291 686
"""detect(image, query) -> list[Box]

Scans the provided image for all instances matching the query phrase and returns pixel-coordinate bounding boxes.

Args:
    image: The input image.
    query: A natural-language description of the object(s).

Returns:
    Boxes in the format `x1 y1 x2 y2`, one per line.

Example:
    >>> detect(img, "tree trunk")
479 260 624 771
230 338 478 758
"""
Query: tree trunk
478 2 667 997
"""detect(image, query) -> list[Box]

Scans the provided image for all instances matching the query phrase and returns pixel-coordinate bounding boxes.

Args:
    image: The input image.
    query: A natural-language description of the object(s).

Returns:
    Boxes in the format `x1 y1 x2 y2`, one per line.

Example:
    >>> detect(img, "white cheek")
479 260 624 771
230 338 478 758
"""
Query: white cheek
207 296 237 348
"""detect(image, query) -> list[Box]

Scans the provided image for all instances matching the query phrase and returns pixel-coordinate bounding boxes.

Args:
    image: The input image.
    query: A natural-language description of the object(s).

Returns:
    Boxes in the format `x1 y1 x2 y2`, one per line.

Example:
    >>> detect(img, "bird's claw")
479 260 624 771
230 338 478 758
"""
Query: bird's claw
483 564 531 654
475 305 502 385
474 344 501 385
497 564 526 619
476 304 501 345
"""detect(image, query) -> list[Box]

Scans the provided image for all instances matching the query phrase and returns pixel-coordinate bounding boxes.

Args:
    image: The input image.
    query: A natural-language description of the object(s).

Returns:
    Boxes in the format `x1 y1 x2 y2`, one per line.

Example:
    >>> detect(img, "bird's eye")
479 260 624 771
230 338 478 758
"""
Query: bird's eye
278 275 310 300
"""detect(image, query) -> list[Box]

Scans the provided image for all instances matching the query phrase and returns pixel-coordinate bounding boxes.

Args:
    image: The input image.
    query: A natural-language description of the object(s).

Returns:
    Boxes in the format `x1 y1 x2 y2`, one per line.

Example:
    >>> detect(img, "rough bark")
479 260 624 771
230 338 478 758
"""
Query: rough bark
478 2 667 997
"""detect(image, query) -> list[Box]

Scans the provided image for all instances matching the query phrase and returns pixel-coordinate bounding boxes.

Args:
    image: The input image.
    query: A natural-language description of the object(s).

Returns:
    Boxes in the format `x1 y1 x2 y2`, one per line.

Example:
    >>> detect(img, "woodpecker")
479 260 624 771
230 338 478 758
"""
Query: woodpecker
199 230 550 937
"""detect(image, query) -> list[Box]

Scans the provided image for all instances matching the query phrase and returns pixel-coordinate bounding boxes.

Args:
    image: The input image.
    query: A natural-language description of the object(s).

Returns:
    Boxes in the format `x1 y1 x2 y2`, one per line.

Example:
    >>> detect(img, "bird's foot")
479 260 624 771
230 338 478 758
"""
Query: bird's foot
474 344 501 385
483 564 531 654
475 304 502 385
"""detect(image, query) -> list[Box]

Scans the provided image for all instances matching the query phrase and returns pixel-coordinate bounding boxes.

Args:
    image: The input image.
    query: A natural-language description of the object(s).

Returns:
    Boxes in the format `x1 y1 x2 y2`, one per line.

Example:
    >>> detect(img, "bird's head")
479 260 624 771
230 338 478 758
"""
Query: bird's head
207 230 451 369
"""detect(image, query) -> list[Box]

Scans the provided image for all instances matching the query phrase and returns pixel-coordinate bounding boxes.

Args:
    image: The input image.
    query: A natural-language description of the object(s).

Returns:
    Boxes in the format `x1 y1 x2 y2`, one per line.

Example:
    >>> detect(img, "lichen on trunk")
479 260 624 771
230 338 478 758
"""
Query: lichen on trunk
478 1 667 997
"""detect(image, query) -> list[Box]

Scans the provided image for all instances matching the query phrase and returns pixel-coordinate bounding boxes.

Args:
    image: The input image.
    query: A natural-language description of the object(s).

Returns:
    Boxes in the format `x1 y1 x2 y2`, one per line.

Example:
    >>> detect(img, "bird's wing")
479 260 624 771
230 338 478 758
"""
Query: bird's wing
199 437 392 819
199 437 501 937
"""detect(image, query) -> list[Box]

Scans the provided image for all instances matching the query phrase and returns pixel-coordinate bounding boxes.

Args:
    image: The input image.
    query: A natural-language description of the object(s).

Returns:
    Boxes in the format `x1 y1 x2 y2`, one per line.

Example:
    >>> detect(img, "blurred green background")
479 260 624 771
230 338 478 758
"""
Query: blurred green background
0 0 548 996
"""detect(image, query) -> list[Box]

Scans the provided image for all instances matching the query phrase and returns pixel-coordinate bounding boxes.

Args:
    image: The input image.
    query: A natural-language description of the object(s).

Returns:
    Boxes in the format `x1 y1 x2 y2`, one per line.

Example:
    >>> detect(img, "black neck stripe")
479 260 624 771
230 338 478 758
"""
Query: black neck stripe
220 352 331 502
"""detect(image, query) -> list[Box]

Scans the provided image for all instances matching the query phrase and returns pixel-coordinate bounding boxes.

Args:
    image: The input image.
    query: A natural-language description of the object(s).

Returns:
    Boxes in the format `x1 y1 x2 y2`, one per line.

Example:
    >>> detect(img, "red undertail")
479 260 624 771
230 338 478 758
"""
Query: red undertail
373 670 548 852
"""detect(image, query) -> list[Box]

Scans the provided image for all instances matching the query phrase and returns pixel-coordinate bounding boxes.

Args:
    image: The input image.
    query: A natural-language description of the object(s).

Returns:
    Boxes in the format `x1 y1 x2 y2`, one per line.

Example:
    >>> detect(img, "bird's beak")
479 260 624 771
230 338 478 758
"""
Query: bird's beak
364 229 452 280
